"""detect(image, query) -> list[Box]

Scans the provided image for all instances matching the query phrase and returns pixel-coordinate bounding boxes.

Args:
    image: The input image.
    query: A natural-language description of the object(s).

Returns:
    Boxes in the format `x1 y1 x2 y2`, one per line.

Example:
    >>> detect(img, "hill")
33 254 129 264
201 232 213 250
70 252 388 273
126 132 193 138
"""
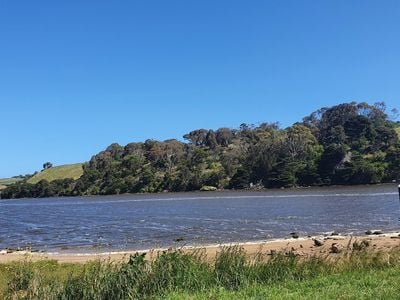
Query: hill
0 178 22 190
27 163 84 184
2 102 399 199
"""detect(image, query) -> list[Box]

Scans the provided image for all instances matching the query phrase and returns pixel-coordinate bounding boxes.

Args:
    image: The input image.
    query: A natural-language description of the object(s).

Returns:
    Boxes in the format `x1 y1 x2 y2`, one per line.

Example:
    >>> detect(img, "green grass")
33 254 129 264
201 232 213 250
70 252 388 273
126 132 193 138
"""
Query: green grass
0 178 22 190
2 246 400 299
27 163 84 184
167 267 400 299
395 126 400 138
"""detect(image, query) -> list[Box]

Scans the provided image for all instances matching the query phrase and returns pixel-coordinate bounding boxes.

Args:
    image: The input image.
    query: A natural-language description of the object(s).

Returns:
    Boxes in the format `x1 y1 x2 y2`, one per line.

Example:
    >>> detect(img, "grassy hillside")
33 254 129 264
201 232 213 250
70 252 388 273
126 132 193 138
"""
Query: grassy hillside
396 126 400 138
27 163 84 184
0 178 22 190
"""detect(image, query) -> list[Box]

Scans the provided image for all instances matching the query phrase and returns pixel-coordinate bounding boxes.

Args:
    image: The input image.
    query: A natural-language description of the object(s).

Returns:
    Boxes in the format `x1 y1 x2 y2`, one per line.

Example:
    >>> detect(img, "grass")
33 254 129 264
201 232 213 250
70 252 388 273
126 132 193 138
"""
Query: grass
1 246 400 299
27 163 84 184
0 178 22 190
0 260 84 298
167 267 400 299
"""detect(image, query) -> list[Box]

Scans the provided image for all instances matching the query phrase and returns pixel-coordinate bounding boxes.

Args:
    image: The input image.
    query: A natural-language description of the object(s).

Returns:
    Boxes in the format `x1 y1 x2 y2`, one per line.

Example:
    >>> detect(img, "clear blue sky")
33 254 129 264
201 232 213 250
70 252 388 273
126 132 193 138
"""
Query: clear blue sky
1 1 399 178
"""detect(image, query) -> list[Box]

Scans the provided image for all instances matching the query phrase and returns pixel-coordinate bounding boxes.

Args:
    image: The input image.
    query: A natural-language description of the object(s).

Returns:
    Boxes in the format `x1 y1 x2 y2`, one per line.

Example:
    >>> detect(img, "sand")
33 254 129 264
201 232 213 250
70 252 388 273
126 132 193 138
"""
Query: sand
1 232 400 264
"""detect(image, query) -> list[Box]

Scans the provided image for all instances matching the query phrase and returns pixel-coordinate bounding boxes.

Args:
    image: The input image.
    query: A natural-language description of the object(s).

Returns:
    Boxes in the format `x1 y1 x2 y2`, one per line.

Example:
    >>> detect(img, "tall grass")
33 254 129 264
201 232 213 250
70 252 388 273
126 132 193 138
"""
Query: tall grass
3 245 400 299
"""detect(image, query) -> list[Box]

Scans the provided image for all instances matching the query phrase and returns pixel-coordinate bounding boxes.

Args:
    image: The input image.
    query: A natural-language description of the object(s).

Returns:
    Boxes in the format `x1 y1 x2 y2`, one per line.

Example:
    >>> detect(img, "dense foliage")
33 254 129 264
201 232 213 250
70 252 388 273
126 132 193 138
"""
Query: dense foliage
2 102 399 199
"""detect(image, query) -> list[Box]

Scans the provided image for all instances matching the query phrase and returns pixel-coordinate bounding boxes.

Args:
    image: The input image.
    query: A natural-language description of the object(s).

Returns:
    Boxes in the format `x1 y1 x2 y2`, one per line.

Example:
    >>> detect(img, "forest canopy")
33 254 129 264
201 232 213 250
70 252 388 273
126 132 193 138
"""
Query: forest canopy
2 102 400 199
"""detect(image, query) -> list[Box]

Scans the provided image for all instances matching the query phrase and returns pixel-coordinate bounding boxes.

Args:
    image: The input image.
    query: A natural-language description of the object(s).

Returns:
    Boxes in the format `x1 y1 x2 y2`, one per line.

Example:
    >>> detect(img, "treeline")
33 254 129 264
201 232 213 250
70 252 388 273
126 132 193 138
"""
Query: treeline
2 102 400 199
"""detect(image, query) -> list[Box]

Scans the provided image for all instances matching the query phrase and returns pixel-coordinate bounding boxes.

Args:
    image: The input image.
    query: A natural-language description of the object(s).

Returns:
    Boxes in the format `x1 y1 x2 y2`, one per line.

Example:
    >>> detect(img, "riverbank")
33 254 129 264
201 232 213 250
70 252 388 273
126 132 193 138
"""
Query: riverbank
2 232 400 263
2 233 400 299
1 181 398 201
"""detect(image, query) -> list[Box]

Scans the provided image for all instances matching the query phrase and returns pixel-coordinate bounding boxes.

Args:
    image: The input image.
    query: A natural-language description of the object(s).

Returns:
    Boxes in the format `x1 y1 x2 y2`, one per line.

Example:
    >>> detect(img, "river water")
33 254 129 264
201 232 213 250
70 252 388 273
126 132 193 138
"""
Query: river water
0 184 399 253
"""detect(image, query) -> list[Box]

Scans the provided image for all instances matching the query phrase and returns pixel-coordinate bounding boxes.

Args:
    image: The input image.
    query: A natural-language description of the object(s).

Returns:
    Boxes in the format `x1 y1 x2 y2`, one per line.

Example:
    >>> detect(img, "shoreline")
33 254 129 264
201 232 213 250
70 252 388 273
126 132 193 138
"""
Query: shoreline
1 232 400 264
1 182 398 201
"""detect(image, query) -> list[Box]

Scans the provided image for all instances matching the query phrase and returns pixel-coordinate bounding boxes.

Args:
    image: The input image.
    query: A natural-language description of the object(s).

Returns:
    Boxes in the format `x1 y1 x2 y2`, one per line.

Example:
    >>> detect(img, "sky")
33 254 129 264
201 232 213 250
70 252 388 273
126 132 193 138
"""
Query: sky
1 1 400 178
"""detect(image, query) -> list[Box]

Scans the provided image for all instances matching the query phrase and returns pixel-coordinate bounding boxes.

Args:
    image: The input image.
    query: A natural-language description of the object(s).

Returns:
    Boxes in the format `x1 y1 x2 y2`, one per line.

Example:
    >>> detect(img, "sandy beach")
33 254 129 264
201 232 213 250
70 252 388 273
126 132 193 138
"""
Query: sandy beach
1 232 400 264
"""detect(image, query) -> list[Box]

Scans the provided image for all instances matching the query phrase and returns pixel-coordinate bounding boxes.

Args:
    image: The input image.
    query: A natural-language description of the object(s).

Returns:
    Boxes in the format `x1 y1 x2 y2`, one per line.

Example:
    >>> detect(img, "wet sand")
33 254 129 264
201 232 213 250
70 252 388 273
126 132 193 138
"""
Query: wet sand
1 232 400 264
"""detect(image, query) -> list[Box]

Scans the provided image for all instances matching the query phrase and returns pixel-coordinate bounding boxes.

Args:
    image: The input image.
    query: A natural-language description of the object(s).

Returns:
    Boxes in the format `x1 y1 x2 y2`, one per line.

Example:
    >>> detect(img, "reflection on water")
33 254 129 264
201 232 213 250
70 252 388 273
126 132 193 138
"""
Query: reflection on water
0 184 399 252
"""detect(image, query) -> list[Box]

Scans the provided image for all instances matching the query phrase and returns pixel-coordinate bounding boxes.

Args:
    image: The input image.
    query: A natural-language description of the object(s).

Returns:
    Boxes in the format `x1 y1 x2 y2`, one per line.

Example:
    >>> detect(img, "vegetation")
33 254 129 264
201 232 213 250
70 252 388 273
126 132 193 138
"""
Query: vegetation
167 268 400 299
1 102 399 199
2 246 400 299
0 177 23 190
27 163 83 184
42 162 53 170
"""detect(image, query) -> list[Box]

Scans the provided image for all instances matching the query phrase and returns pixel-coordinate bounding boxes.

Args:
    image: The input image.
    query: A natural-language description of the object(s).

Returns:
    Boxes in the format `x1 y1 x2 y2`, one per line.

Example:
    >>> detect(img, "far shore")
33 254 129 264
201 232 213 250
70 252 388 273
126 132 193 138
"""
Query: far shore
1 181 398 201
1 232 400 264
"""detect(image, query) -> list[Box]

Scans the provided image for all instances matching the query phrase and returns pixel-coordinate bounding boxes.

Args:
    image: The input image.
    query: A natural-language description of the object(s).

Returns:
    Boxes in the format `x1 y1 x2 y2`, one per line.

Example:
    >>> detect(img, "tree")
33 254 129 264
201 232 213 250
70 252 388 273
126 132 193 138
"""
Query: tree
43 162 53 170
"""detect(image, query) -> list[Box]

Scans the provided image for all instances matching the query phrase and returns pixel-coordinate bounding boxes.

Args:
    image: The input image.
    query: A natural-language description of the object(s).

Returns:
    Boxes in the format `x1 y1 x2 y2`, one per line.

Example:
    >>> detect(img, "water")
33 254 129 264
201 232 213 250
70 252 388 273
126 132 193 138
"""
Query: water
0 184 399 253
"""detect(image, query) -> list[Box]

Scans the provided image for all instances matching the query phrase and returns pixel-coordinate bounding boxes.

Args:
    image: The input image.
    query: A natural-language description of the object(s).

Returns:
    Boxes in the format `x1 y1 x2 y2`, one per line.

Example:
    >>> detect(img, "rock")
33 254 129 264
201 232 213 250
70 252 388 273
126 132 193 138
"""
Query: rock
330 243 343 253
200 185 217 191
0 250 7 255
290 232 299 239
174 237 185 242
331 231 340 236
365 230 383 235
313 238 324 247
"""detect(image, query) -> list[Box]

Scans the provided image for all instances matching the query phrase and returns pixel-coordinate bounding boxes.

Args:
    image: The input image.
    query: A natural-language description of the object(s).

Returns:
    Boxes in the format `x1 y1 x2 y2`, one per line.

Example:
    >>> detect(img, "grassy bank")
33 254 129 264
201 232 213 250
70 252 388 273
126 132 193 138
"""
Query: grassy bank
27 163 83 184
2 245 400 299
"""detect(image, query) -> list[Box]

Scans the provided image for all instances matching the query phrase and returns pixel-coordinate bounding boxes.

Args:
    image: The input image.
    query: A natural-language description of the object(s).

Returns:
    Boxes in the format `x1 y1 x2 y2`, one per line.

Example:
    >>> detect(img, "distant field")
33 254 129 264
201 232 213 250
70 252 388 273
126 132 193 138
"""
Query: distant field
27 163 84 184
0 178 22 190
